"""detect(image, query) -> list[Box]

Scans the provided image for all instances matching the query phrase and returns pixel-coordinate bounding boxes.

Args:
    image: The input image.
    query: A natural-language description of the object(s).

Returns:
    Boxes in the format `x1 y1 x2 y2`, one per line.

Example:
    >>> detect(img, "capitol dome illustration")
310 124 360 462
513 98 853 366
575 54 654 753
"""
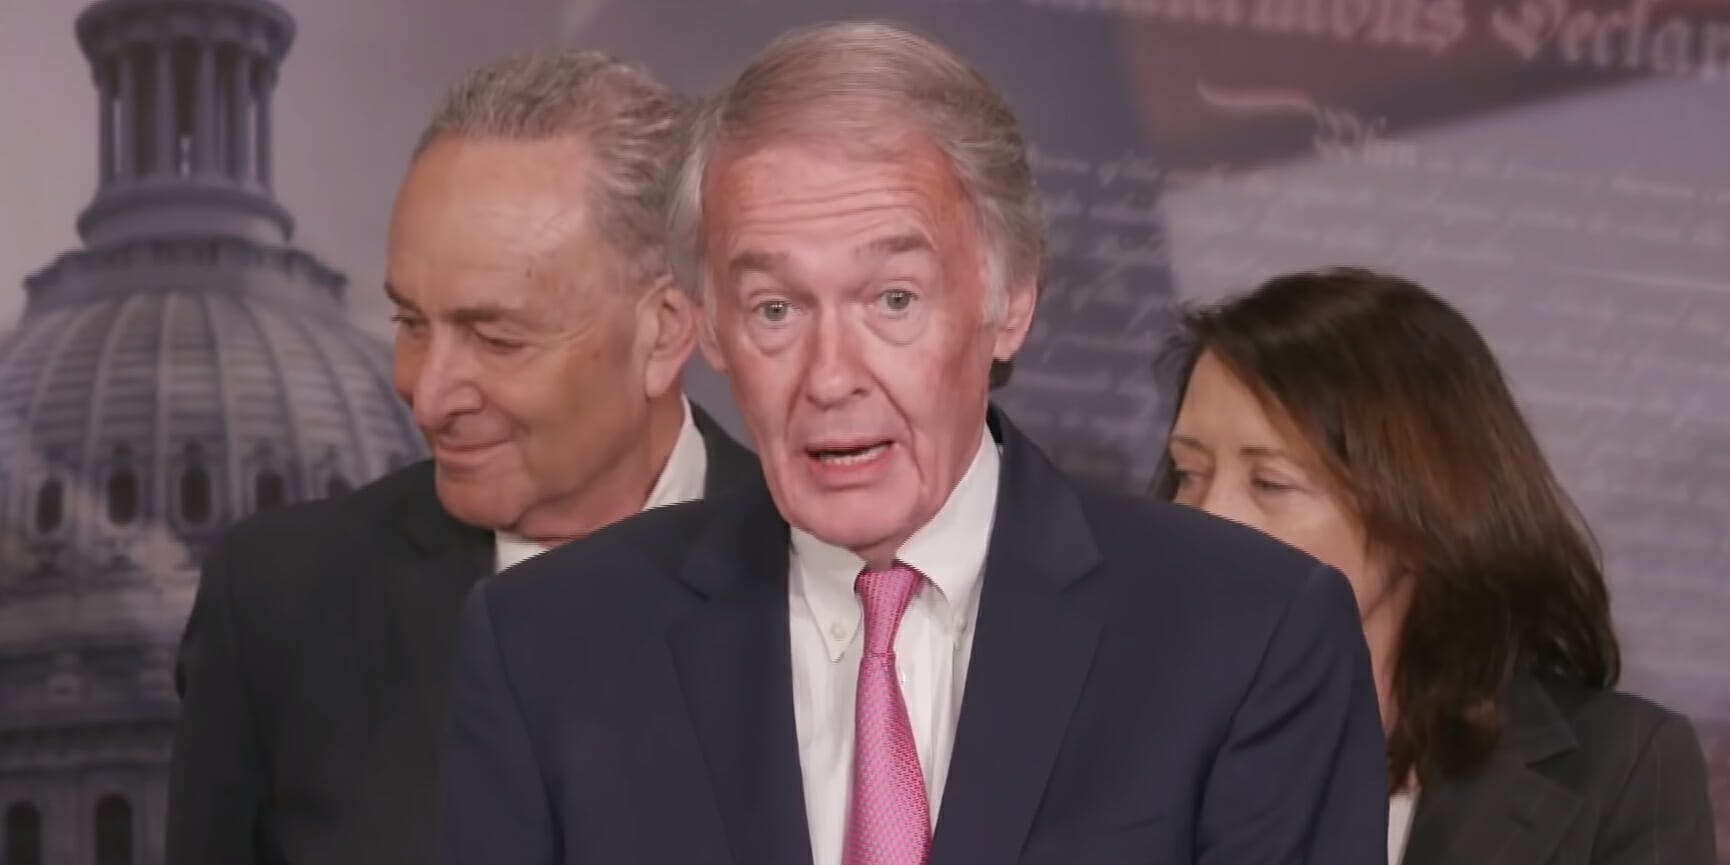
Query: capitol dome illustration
0 0 421 861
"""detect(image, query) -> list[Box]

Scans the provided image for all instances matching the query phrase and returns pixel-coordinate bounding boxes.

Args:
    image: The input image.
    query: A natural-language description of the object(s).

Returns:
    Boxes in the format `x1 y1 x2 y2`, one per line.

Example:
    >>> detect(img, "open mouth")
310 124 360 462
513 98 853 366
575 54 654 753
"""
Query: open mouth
807 441 892 467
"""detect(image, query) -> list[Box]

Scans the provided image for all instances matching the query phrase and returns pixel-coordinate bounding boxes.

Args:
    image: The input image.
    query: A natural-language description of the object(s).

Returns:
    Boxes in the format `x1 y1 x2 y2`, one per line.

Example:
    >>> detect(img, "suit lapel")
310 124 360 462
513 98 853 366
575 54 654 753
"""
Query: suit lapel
929 410 1107 865
1402 676 1582 865
369 465 494 732
379 540 491 728
692 402 758 495
667 480 813 865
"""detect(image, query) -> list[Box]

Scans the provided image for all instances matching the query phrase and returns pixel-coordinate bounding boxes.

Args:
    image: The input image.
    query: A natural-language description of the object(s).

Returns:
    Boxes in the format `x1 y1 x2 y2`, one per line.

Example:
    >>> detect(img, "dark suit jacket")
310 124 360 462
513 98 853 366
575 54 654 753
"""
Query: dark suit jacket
437 409 1388 865
164 406 757 865
1402 673 1716 865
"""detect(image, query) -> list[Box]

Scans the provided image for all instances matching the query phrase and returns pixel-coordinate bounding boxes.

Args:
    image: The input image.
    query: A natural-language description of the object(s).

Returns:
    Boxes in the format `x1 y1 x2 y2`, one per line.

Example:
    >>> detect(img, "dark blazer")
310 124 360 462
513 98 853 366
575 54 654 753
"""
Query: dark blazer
437 409 1389 865
1402 673 1716 865
164 405 757 865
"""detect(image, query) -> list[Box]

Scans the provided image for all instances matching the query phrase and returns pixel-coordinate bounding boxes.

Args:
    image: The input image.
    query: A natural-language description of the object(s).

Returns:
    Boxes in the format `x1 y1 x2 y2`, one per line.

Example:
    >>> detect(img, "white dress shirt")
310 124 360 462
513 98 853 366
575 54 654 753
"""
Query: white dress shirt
494 396 708 572
790 425 999 865
1388 787 1419 865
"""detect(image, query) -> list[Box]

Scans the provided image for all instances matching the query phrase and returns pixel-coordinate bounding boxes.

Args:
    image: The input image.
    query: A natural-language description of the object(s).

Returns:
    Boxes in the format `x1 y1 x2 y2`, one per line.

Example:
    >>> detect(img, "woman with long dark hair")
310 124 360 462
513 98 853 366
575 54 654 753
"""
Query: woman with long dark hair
1156 267 1715 864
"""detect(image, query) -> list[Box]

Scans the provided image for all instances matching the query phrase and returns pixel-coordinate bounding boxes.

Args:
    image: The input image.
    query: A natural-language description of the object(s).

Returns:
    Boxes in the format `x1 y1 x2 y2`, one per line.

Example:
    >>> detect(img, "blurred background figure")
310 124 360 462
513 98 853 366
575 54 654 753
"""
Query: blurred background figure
1156 267 1717 865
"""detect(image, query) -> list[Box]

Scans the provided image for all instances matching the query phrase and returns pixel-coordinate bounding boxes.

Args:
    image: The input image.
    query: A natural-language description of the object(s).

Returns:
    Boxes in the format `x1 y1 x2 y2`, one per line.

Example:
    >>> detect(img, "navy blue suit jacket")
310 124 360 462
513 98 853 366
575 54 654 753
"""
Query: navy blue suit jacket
437 410 1388 864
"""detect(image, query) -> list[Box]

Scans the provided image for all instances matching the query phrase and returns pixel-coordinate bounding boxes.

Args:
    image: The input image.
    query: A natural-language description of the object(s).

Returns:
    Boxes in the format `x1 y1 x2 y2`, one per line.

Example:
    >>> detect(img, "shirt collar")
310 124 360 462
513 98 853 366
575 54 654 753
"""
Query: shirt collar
643 395 707 510
494 395 707 572
791 424 1000 661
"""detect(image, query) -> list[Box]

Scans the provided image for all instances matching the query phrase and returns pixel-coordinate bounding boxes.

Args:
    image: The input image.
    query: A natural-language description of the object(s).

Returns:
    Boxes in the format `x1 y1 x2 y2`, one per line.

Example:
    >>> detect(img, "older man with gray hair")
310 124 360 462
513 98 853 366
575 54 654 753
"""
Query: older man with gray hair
165 50 756 865
438 21 1385 865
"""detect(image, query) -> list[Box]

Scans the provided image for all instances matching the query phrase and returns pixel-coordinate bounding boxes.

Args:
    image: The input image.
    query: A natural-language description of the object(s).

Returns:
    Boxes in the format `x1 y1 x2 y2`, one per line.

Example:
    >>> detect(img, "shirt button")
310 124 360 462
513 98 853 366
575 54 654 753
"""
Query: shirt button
829 622 847 641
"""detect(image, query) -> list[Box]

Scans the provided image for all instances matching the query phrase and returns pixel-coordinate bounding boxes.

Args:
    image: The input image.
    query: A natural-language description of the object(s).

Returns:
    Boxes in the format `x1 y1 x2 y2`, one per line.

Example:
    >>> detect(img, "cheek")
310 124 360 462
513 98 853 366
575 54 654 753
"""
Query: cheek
725 347 801 411
878 331 973 406
492 350 606 426
391 364 414 400
1280 513 1379 610
1332 551 1390 614
887 373 953 437
390 341 421 396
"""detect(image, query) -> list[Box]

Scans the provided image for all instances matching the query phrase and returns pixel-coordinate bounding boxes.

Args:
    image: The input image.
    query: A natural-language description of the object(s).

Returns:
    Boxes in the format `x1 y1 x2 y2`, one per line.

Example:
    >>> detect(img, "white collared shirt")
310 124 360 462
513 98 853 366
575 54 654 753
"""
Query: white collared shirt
1389 787 1419 864
789 425 1000 865
493 397 708 572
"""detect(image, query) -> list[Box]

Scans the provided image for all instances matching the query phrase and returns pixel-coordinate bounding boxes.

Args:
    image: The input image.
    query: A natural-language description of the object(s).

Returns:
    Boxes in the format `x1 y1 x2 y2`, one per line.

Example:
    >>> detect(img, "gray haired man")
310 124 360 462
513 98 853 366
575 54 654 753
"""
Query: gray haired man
165 51 757 865
438 20 1384 865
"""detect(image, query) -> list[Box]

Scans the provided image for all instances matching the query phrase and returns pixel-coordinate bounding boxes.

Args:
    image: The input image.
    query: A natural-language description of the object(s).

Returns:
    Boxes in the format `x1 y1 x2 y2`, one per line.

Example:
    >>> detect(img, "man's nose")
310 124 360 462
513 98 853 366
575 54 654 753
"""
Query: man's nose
401 334 483 432
801 313 869 408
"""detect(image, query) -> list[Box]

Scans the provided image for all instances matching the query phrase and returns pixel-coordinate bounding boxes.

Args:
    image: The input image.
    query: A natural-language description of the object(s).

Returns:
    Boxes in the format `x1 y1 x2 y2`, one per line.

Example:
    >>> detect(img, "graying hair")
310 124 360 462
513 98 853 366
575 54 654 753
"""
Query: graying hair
666 21 1045 321
416 50 690 286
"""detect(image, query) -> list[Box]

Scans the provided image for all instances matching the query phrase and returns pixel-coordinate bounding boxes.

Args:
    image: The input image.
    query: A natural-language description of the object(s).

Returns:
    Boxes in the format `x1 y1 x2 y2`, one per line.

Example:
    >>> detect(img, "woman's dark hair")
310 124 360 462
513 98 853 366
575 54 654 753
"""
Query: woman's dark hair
1154 267 1619 789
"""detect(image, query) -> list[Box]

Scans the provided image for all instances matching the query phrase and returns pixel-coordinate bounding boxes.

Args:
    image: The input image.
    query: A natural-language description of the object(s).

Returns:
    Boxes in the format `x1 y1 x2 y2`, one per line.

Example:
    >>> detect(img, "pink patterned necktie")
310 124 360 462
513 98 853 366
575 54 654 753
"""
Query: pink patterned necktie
843 562 932 865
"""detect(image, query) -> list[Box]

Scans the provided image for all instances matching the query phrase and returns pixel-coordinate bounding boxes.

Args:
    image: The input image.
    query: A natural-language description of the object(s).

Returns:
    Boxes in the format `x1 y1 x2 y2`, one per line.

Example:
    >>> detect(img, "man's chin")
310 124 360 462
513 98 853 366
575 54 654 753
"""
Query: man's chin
789 509 906 562
767 476 919 557
433 477 524 531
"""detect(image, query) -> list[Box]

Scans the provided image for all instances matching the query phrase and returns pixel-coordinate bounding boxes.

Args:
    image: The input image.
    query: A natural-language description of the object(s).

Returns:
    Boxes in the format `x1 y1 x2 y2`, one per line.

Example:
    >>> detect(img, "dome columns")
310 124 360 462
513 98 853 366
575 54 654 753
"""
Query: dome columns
74 0 295 247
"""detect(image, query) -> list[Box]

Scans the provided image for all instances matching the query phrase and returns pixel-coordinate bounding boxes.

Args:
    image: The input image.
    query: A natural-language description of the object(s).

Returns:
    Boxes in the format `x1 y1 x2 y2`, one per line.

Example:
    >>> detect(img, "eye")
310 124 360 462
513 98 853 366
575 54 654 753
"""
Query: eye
878 287 917 315
1252 477 1295 493
391 313 425 333
1164 465 1207 505
1169 466 1210 491
470 325 525 352
755 299 794 324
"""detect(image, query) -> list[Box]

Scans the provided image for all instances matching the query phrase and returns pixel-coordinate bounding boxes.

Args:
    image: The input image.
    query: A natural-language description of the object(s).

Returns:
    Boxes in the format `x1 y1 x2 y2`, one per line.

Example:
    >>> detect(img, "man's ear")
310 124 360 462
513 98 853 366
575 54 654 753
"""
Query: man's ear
991 276 1038 361
639 277 699 399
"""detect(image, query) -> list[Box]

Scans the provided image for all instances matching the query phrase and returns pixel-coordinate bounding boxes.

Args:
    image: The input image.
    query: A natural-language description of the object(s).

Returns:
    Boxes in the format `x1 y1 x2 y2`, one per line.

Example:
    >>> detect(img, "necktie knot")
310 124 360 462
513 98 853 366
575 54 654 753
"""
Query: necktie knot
855 563 922 657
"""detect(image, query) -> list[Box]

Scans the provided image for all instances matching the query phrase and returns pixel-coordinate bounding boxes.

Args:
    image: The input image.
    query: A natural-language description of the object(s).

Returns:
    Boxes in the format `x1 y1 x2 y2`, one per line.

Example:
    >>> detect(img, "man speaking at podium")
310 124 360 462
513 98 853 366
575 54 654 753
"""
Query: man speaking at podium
437 21 1387 865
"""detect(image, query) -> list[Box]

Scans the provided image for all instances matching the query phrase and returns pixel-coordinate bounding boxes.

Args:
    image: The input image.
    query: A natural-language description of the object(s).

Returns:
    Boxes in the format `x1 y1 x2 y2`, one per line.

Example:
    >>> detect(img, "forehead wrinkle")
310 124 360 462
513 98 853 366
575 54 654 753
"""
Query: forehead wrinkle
710 141 971 295
725 203 933 280
730 182 930 230
500 195 589 261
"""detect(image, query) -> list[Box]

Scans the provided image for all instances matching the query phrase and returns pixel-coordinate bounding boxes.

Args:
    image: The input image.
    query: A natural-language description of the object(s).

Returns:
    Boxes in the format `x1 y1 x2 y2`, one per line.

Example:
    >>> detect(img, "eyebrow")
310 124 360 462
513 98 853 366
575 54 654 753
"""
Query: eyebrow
448 304 526 327
862 232 933 258
723 231 936 282
383 283 533 328
1239 445 1294 460
1169 434 1293 461
726 249 783 281
384 282 416 312
1169 434 1207 452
